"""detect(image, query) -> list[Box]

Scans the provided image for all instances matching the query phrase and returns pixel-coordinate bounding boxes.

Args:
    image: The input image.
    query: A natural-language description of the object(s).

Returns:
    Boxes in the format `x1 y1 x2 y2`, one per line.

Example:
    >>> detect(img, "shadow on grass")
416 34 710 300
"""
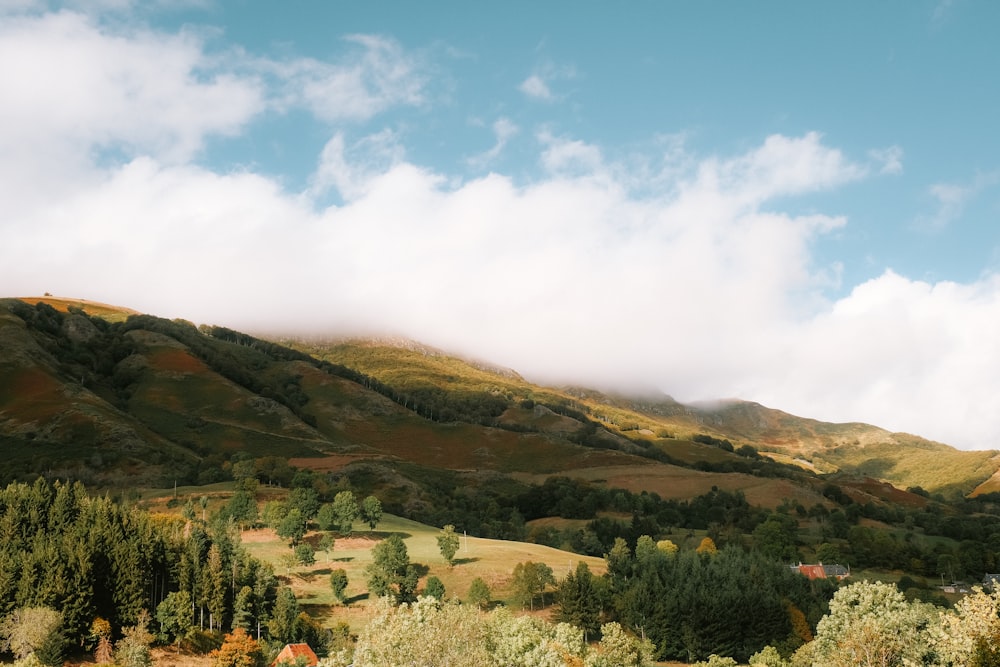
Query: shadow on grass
452 557 480 566
363 530 412 540
346 592 369 605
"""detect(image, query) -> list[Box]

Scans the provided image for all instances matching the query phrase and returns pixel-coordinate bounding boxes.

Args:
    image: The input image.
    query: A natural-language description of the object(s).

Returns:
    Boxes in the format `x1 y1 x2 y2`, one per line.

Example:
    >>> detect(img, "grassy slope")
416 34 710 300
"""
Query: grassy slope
142 488 603 632
295 337 1000 495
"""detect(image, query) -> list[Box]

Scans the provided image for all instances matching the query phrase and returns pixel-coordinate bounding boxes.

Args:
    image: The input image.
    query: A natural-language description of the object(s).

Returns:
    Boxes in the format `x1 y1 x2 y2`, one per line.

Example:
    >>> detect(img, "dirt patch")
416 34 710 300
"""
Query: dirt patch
149 348 209 374
242 528 280 543
243 528 379 551
288 454 370 472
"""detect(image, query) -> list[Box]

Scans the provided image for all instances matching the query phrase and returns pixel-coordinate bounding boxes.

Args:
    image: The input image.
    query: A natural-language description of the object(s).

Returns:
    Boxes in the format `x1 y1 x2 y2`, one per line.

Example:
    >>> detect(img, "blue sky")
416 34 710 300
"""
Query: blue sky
3 0 1000 449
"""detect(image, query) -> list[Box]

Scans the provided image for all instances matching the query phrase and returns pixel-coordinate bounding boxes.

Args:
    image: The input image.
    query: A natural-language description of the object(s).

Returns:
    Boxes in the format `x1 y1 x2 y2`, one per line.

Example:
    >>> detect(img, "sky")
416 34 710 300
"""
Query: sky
3 1 1000 450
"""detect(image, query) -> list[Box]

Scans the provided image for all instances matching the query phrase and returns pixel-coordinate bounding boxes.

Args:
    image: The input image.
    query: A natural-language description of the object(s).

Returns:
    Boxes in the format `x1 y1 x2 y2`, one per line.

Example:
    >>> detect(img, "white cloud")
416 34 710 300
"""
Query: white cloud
537 130 605 177
6 8 1000 453
268 34 427 123
519 74 552 100
310 129 406 201
869 145 904 175
918 171 1000 231
756 270 1000 448
466 117 519 169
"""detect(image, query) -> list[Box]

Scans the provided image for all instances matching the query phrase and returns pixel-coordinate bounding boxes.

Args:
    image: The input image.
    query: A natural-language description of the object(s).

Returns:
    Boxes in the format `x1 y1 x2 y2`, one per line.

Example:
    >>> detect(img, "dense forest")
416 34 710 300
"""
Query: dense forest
0 478 336 666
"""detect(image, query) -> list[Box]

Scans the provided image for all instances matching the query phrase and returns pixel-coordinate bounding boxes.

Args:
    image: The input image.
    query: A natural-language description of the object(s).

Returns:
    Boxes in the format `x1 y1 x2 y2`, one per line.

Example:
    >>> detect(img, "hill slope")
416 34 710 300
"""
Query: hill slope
2 296 996 502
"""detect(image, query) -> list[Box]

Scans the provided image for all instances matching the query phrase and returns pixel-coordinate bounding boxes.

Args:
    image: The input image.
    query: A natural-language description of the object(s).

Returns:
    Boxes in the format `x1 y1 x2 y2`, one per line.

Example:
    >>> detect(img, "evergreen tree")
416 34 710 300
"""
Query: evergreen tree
232 587 254 632
555 562 604 641
419 577 442 601
267 588 299 644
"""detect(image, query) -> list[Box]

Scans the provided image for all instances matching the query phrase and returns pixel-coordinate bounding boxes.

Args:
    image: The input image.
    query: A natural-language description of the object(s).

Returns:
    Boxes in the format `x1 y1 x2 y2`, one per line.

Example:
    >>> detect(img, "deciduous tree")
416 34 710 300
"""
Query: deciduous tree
212 628 263 667
437 525 460 566
331 492 359 536
361 496 383 532
468 577 491 610
330 570 348 605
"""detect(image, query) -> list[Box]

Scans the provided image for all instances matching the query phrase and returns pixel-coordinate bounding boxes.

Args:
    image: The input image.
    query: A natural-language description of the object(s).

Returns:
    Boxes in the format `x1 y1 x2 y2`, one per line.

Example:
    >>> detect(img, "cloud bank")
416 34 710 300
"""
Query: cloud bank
3 8 1000 450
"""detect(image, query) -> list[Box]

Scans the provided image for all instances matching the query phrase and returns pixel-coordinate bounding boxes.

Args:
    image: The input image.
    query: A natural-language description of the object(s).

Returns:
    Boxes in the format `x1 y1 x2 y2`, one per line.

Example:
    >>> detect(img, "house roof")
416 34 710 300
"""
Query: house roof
271 643 319 667
791 563 850 580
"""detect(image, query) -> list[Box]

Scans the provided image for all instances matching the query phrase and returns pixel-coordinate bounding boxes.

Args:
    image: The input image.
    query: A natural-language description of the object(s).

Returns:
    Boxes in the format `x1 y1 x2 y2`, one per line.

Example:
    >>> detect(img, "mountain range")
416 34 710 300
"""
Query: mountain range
2 295 998 508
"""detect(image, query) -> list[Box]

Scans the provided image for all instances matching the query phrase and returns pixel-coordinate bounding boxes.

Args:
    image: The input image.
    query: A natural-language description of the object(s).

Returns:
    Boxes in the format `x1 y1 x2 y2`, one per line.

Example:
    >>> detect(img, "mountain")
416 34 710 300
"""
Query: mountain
2 296 997 504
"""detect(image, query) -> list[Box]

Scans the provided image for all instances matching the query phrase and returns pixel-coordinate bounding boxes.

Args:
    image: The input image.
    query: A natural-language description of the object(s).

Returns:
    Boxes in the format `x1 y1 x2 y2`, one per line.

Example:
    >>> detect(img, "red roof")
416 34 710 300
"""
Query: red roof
271 644 319 667
798 565 827 580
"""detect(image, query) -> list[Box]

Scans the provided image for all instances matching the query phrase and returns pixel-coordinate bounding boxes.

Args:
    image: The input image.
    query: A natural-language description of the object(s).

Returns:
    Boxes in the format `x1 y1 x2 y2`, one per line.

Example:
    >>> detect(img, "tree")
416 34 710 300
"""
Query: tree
0 607 64 663
232 587 254 632
934 586 1000 666
316 504 337 532
587 622 655 667
696 537 718 556
814 542 843 564
437 525 461 566
753 516 799 562
468 577 491 610
294 544 315 566
748 645 789 666
276 509 305 546
318 534 335 562
656 539 679 557
114 611 154 667
812 580 936 667
90 618 113 666
634 535 661 568
606 537 633 585
225 483 259 529
287 487 320 523
361 496 383 532
331 491 359 535
261 501 288 529
366 534 418 604
423 576 445 600
510 561 555 611
211 628 263 667
155 591 193 645
267 588 299 644
330 570 349 605
555 562 604 641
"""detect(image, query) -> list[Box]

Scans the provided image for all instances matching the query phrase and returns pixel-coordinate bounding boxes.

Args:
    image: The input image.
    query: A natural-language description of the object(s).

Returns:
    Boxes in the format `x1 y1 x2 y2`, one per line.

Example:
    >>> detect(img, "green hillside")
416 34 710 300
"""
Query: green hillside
2 295 997 502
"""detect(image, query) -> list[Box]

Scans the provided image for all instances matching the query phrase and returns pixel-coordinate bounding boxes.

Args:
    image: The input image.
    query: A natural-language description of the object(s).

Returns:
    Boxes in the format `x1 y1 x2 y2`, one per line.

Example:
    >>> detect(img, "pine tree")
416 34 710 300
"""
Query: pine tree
267 588 298 644
555 562 603 641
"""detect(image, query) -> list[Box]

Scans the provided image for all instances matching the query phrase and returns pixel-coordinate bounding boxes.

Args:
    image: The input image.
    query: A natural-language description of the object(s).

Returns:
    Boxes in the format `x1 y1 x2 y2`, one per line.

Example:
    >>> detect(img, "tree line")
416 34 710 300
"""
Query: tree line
0 478 325 666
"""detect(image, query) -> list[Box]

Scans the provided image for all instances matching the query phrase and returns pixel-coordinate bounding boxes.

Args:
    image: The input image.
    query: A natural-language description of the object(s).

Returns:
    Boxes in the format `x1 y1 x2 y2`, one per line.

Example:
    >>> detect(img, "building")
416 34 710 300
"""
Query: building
271 644 319 667
791 562 850 581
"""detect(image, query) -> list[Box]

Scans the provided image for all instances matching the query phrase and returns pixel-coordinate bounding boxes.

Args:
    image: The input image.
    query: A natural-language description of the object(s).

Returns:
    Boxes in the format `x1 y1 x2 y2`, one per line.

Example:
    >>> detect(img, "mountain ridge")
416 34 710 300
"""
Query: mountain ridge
2 295 995 501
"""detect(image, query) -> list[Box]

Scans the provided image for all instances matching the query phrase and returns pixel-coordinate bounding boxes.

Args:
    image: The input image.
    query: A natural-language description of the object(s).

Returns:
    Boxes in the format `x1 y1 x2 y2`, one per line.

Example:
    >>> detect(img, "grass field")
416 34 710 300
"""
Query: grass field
239 511 606 632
